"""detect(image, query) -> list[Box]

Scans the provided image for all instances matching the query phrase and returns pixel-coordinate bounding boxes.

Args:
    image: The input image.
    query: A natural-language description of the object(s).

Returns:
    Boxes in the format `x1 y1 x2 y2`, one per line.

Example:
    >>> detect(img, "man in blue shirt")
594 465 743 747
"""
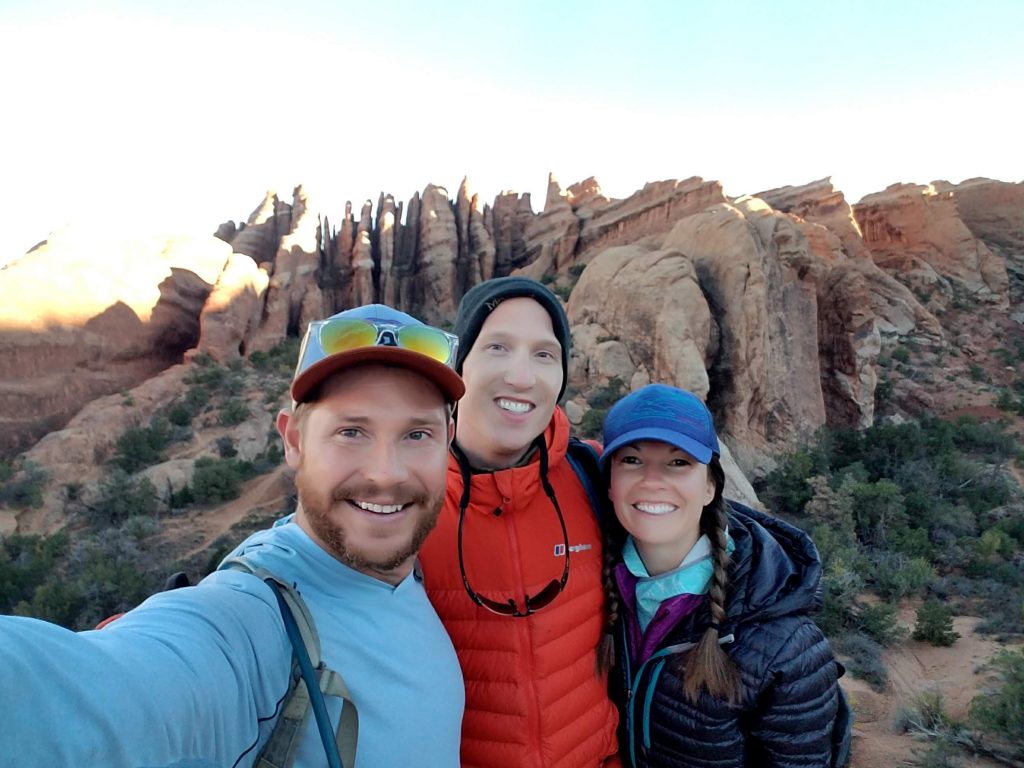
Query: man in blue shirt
0 304 466 768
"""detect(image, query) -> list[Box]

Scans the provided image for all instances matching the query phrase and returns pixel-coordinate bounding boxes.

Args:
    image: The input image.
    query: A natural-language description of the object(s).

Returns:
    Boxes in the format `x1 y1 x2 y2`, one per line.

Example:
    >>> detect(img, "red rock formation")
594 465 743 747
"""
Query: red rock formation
565 177 608 211
519 174 581 281
568 241 714 396
817 263 881 428
393 191 421 311
414 184 460 325
468 193 496 284
331 202 356 311
350 200 374 307
489 191 536 276
952 178 1024 252
574 177 728 265
377 193 401 307
227 191 290 267
251 185 325 352
854 183 1009 310
197 252 270 362
0 231 232 457
453 178 485 301
660 200 826 468
756 178 873 262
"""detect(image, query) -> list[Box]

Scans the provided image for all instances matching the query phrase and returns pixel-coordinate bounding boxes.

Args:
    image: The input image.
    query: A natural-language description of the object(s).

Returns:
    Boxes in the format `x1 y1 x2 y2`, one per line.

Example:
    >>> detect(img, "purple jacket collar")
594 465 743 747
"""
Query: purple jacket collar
615 562 705 665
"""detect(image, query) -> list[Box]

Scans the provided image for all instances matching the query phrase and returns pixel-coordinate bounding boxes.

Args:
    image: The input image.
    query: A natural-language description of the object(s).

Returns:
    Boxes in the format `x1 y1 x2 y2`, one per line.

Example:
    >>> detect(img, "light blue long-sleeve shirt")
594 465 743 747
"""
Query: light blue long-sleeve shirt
0 520 464 767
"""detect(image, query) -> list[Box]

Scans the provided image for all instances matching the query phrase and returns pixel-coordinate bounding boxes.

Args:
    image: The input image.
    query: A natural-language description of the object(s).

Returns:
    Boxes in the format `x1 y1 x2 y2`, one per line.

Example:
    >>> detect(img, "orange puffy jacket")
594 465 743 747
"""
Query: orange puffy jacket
420 408 619 767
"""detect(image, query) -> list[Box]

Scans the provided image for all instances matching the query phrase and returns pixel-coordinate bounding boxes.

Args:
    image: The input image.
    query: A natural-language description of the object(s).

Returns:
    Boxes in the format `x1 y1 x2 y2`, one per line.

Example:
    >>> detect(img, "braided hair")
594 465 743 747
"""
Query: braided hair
680 456 741 704
597 502 627 674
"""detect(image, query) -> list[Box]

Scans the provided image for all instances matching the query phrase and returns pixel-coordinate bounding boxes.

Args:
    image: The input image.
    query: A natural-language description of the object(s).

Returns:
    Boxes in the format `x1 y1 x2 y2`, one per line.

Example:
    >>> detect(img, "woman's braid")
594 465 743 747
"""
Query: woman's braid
681 457 742 704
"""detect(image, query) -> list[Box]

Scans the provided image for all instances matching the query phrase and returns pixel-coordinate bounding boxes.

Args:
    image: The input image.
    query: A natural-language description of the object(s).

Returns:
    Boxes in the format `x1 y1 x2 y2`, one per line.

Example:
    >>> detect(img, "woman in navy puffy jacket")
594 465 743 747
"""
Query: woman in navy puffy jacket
598 384 851 768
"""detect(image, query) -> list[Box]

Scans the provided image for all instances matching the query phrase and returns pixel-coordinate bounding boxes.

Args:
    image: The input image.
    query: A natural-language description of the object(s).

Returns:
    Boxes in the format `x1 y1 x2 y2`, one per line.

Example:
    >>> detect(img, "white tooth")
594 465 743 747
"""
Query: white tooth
635 503 676 515
498 399 531 413
355 501 404 514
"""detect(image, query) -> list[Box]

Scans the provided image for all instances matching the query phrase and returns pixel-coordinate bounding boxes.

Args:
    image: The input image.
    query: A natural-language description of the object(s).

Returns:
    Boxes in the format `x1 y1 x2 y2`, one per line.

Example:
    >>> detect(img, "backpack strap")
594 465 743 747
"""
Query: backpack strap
565 436 608 527
222 557 358 768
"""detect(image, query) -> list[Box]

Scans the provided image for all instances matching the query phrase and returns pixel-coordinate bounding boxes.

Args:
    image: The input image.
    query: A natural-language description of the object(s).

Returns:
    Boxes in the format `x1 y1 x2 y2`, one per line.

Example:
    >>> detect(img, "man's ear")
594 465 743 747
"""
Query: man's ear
277 408 303 470
447 416 456 448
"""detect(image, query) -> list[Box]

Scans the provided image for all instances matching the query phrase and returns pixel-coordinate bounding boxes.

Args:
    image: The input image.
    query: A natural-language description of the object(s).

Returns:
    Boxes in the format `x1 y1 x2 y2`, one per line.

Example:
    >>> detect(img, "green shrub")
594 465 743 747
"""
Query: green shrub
976 528 1017 559
93 469 158 526
898 690 968 767
190 457 255 504
219 398 250 426
909 738 966 768
969 649 1024 752
12 527 159 630
223 372 246 397
578 408 606 440
166 401 196 427
113 418 171 473
761 442 832 515
874 374 894 408
804 475 856 541
169 484 195 509
249 337 301 375
834 632 888 690
848 477 908 548
183 385 209 414
262 381 290 405
216 436 237 458
251 443 283 475
913 600 959 646
872 551 935 599
857 602 908 646
185 361 226 389
0 461 49 509
0 532 69 613
587 378 626 410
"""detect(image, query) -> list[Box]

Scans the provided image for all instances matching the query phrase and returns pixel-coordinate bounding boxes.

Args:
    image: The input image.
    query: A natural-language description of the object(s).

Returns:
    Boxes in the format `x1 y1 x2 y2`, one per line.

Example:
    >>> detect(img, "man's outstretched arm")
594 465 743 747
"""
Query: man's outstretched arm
0 570 292 768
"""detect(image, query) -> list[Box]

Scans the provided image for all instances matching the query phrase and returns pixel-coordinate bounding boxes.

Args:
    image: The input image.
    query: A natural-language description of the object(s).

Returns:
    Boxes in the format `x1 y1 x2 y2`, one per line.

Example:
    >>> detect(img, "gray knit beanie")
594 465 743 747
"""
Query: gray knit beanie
454 276 571 401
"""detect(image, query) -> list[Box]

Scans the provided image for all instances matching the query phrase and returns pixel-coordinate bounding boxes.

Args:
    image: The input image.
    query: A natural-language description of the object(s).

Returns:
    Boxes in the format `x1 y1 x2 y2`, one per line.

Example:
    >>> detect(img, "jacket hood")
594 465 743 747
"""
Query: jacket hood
723 501 824 627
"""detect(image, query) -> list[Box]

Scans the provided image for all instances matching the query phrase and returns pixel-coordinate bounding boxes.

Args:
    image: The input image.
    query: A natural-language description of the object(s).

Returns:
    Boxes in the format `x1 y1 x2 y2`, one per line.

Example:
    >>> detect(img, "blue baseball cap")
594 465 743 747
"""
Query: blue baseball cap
600 384 720 468
291 304 465 405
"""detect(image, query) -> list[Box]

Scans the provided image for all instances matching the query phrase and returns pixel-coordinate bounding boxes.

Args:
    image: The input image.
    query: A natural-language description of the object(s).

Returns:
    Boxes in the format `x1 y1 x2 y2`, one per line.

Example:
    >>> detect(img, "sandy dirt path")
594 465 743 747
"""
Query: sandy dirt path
847 613 1021 767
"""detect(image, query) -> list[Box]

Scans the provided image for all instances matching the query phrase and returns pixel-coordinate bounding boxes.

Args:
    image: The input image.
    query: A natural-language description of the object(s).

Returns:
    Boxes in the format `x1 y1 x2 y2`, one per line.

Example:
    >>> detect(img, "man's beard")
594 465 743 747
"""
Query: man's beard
296 469 444 575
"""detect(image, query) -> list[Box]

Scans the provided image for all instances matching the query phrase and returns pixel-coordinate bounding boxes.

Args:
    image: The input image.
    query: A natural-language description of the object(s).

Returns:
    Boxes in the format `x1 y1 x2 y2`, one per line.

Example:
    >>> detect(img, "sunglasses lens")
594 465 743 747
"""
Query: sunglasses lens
526 580 562 612
319 319 377 354
396 325 453 364
475 594 518 616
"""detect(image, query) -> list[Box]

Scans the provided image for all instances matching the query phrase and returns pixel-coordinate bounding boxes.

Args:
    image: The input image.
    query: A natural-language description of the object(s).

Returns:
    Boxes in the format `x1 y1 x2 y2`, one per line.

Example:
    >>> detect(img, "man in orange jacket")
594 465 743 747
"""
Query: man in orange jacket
420 276 620 767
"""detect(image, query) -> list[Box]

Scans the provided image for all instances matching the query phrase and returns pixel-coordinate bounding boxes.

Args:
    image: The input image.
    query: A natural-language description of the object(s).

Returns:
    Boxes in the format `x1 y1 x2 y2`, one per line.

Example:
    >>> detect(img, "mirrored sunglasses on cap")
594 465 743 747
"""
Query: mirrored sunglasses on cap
308 316 458 366
292 314 462 404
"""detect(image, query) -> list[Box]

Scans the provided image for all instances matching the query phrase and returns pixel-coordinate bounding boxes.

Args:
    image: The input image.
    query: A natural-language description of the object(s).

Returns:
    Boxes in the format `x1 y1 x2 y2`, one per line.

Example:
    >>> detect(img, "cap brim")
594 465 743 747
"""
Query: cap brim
291 347 465 405
600 426 714 469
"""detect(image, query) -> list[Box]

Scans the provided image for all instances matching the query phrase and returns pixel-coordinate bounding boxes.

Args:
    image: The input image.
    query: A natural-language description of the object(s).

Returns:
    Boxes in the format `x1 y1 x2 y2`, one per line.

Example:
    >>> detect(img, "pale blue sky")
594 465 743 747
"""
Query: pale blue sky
2 0 1022 261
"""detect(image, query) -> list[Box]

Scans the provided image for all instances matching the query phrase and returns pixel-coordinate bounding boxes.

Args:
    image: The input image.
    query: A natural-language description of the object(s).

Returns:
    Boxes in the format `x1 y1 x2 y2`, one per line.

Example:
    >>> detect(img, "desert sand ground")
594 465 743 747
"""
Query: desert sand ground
846 611 1020 768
